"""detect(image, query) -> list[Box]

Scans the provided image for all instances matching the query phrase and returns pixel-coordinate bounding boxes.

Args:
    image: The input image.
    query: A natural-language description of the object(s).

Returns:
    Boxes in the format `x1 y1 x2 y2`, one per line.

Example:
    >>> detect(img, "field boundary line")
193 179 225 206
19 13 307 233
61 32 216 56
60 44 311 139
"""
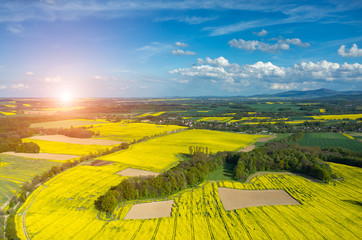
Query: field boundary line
20 185 48 240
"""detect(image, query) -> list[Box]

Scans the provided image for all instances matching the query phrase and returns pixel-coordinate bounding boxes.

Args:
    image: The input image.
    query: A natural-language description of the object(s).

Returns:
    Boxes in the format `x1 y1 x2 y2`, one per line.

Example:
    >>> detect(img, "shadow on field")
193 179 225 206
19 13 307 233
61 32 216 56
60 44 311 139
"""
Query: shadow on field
342 200 362 207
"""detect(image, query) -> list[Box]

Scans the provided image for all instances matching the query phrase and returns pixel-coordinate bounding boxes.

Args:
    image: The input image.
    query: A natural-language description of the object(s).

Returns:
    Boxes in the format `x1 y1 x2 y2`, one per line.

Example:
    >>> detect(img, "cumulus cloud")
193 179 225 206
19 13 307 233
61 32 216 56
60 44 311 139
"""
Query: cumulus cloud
169 57 362 92
338 43 362 57
172 49 196 56
229 39 289 52
175 42 188 47
253 29 268 36
43 76 62 83
26 72 35 76
280 38 310 47
229 37 309 52
0 85 7 89
11 83 28 89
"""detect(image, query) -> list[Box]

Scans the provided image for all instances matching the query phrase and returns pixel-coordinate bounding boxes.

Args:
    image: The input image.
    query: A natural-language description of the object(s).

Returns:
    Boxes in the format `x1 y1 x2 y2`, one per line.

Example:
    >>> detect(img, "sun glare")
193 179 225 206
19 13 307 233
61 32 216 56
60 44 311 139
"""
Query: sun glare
61 93 72 103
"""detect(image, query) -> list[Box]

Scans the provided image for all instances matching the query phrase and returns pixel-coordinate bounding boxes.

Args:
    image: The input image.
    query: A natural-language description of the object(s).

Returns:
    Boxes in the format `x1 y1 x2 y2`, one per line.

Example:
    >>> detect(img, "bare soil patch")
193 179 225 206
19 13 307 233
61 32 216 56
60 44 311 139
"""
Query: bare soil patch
218 187 300 210
239 145 255 152
116 168 159 177
28 135 122 146
1 152 79 161
257 135 277 142
124 200 174 220
90 160 113 166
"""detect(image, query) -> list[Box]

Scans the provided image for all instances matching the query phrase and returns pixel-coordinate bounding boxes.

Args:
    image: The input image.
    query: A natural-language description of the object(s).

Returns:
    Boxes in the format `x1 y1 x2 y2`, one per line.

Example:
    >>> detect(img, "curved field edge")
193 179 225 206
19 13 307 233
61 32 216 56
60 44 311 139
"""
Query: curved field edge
98 129 267 172
16 162 362 240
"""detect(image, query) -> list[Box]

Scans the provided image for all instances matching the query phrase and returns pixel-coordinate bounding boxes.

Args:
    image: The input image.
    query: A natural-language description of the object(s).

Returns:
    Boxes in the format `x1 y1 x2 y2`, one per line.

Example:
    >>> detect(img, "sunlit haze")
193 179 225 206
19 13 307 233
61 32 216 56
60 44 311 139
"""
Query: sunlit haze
0 0 361 98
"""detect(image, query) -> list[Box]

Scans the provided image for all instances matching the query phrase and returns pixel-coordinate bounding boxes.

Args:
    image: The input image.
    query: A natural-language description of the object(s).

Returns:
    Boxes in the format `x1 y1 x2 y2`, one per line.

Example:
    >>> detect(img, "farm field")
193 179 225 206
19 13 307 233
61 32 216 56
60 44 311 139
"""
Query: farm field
298 132 362 152
28 135 122 145
89 122 187 142
99 129 267 171
245 103 302 112
1 152 78 161
0 155 60 205
30 119 109 129
16 162 362 239
309 113 362 120
22 138 114 156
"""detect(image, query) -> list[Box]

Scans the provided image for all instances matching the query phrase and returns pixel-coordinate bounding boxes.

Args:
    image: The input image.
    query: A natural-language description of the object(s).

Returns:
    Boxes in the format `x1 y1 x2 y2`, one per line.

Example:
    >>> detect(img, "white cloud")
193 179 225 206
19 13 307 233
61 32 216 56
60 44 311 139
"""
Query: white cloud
11 83 28 89
175 42 188 47
229 39 289 52
253 29 268 36
26 72 35 76
279 38 310 47
43 76 62 83
338 43 362 57
0 85 7 90
270 83 297 90
229 37 309 52
170 57 362 92
6 24 23 34
172 49 196 56
93 75 115 81
154 16 217 24
197 57 232 67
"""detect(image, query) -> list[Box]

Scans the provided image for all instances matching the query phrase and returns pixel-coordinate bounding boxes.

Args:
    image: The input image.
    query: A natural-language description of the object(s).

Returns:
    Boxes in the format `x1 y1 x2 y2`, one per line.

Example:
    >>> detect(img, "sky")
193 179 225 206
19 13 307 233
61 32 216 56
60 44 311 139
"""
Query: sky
0 0 361 98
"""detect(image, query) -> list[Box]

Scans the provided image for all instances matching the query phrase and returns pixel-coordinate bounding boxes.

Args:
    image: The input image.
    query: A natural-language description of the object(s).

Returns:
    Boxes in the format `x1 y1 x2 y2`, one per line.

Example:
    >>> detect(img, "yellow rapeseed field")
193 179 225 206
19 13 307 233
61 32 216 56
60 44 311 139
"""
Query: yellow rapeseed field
342 133 355 139
309 114 362 120
99 129 266 171
320 108 326 113
89 122 187 142
22 138 114 156
16 163 362 239
137 111 166 117
196 117 233 122
0 111 16 116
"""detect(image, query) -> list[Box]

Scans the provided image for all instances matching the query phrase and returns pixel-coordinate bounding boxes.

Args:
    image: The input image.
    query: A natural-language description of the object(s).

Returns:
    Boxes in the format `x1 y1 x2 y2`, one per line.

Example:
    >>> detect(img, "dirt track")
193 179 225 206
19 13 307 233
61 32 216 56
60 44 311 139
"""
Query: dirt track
117 168 159 177
256 135 277 142
124 200 174 219
218 188 300 210
28 135 122 146
239 145 255 152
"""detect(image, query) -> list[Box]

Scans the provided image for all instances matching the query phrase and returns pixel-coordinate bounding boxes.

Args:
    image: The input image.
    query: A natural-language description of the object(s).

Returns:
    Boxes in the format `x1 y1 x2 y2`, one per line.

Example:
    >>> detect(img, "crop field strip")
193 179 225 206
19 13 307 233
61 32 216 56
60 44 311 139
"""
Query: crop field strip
298 132 362 152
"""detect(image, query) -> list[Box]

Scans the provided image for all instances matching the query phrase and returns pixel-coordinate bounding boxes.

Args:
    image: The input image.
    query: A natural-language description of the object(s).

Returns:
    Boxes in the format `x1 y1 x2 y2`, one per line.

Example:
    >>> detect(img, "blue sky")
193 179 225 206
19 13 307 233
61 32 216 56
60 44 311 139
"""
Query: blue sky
0 0 361 98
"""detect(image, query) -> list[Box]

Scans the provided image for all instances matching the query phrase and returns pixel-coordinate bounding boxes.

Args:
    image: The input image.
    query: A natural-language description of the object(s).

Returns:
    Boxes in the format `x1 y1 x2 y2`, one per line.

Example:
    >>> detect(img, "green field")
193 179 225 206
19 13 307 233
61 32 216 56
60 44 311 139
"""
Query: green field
206 163 235 181
245 103 302 112
0 155 60 205
298 132 362 152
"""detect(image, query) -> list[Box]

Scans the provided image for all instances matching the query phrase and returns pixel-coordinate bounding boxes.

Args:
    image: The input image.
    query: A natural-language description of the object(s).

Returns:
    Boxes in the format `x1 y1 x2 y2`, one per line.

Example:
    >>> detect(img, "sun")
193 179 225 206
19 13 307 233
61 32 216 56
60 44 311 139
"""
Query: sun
60 92 72 103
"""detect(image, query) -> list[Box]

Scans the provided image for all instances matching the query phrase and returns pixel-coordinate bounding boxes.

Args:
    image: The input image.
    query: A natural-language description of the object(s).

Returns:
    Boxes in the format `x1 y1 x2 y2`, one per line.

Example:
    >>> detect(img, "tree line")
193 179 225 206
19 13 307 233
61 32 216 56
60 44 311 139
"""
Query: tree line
95 147 222 212
94 133 345 213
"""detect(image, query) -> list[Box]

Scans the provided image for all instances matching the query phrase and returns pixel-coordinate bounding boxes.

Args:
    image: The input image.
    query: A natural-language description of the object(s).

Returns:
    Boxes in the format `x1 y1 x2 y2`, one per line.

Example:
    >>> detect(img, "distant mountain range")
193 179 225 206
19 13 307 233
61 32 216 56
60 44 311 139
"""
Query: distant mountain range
249 88 362 100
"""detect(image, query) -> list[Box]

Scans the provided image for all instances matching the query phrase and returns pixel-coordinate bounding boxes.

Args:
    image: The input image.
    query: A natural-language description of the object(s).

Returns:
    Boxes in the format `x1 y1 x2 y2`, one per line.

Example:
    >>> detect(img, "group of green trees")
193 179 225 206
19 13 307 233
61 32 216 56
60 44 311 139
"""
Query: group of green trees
95 147 223 212
231 142 333 182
